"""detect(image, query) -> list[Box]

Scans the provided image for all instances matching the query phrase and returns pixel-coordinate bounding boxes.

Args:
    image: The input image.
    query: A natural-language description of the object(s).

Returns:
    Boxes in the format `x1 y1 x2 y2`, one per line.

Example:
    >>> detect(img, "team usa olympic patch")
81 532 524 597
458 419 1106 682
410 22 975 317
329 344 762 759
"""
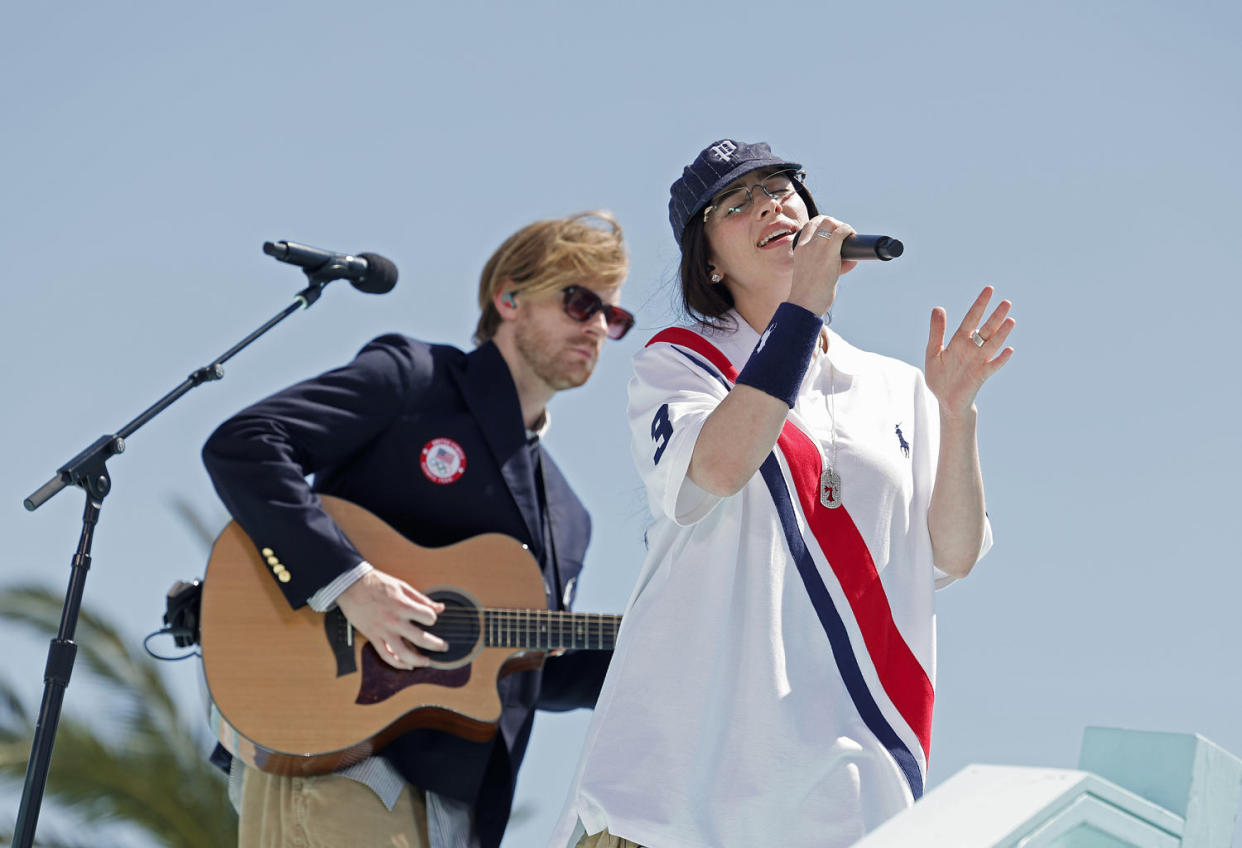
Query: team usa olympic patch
419 437 467 484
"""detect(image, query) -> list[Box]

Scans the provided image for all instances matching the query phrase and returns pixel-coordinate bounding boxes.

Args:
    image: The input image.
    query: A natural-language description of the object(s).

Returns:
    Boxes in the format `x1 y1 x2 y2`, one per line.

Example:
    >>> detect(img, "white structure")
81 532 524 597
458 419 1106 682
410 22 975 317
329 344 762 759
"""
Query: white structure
855 728 1242 847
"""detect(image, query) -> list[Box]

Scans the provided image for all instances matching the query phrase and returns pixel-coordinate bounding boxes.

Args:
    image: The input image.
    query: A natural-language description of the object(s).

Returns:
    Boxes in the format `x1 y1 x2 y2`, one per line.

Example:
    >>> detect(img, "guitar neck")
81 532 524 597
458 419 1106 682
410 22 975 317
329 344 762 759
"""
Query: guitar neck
483 609 621 651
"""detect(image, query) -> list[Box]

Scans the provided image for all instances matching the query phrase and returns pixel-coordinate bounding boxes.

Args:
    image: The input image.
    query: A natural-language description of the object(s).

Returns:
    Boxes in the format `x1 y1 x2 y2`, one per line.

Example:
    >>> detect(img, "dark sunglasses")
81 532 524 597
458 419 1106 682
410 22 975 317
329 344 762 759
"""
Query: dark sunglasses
561 286 635 340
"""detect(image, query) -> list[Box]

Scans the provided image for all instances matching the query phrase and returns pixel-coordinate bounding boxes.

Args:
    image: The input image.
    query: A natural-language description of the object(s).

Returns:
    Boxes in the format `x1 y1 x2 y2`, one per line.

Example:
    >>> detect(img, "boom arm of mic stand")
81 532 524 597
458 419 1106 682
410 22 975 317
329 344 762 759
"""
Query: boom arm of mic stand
23 281 326 511
13 276 326 848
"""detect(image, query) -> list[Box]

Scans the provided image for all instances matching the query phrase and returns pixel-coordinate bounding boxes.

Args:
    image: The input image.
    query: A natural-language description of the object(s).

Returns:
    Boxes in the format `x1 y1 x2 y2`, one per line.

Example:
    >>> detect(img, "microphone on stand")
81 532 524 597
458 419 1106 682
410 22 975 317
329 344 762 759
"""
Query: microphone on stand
263 241 399 293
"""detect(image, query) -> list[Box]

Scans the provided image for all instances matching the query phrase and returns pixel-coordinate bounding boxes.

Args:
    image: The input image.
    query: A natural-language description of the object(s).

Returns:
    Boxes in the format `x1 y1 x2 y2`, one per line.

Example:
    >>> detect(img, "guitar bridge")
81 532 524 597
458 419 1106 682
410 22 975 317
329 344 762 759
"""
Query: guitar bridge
324 608 357 677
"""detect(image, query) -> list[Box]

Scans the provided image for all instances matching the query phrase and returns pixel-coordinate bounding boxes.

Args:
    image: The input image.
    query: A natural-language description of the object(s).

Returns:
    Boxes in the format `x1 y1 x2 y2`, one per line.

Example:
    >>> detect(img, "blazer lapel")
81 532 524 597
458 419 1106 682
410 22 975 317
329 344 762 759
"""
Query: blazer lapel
449 342 544 557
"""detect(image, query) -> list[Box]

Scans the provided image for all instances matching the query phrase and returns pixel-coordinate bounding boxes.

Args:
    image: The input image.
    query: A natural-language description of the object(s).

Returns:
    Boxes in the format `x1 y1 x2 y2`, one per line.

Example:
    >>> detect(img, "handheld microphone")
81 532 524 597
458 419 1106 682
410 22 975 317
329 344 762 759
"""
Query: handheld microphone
791 232 904 261
263 241 398 293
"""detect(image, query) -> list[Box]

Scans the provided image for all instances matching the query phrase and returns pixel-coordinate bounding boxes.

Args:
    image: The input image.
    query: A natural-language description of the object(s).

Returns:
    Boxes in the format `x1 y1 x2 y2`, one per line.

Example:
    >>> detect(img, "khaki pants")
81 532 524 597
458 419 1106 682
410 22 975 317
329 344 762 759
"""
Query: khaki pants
238 766 429 848
575 828 645 848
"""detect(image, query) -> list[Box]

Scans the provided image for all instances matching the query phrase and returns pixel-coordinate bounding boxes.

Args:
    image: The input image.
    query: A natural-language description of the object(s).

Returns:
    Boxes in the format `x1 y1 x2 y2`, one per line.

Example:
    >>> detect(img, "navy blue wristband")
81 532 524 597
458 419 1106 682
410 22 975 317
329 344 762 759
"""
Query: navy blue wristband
735 302 822 407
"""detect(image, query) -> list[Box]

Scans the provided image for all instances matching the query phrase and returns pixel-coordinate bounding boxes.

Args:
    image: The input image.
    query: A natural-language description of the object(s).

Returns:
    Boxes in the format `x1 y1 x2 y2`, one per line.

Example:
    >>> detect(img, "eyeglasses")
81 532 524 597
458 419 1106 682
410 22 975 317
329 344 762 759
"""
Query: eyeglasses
702 169 806 224
561 286 635 340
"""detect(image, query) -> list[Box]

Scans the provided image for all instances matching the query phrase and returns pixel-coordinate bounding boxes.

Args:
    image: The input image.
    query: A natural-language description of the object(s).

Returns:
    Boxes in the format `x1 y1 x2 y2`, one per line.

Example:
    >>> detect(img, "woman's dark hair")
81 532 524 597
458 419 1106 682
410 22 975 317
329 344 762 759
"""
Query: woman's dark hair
677 213 735 328
676 179 819 329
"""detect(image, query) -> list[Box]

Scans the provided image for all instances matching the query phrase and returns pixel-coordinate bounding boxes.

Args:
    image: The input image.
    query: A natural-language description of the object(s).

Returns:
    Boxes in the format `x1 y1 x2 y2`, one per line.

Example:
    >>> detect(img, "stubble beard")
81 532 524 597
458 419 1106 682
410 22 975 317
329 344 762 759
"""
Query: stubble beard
514 320 596 392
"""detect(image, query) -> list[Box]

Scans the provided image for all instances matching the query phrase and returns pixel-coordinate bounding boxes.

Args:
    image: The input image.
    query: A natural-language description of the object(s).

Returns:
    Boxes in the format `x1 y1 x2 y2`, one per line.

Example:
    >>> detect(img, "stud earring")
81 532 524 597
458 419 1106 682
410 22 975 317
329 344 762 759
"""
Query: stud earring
710 273 722 284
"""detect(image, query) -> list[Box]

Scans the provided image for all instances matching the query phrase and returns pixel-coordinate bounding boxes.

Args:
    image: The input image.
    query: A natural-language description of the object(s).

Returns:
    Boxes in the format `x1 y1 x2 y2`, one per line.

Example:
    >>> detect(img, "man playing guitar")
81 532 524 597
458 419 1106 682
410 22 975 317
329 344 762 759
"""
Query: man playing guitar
201 211 633 848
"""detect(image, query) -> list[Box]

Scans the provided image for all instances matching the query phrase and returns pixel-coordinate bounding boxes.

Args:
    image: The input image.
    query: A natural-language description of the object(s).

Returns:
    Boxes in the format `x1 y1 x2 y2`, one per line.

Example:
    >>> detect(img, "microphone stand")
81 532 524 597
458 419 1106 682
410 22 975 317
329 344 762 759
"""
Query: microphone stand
14 270 340 848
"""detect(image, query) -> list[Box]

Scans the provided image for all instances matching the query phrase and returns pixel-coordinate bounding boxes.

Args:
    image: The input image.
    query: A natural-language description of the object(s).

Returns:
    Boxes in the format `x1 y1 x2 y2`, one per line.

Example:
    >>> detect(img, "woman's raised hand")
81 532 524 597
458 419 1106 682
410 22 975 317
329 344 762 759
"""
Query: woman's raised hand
925 286 1015 416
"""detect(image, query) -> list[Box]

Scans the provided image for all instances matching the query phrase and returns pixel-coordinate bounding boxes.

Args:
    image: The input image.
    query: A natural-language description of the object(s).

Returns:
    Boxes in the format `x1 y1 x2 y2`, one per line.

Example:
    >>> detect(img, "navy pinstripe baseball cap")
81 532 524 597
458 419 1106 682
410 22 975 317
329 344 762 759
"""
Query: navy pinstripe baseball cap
668 139 816 245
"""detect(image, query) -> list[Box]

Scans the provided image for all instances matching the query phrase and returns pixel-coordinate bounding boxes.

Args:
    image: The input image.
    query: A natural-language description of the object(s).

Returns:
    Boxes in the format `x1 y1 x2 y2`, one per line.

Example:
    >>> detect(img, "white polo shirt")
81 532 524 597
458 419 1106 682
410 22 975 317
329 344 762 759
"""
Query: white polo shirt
552 314 991 848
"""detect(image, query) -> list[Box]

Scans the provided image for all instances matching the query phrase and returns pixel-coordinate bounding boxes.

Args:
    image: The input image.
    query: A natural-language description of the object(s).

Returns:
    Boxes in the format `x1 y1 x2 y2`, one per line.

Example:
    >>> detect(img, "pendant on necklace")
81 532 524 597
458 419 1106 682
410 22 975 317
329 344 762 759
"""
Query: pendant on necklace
820 466 843 509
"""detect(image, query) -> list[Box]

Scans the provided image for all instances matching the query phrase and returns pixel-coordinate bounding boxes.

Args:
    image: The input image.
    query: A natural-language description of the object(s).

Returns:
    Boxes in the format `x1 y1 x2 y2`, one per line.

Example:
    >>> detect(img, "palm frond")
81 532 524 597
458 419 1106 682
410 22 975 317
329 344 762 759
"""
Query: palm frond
0 585 235 848
0 586 199 769
8 720 233 848
0 678 30 739
0 819 102 848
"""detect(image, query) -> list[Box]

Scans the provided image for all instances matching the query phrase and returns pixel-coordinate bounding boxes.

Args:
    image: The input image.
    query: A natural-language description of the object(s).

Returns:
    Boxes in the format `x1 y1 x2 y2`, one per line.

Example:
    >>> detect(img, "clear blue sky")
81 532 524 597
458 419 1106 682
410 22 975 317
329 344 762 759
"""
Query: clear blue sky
3 2 1240 845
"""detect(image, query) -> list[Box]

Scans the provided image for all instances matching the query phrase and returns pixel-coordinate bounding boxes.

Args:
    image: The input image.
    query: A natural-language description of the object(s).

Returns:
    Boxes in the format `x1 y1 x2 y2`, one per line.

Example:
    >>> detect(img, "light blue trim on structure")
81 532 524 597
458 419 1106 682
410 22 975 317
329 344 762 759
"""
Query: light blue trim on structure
855 764 1182 848
854 727 1242 848
1079 726 1242 847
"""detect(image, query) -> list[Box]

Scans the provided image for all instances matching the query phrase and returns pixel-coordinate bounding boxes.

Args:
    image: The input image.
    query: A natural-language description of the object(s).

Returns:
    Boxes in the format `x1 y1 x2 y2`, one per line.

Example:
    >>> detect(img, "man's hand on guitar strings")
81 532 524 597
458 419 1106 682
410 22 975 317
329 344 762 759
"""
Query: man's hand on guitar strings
336 569 448 669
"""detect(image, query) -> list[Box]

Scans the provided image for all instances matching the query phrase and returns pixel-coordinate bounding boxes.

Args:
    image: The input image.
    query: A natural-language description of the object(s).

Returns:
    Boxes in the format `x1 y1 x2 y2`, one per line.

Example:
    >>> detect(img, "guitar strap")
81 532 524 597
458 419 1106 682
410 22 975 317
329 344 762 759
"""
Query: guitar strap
531 441 566 611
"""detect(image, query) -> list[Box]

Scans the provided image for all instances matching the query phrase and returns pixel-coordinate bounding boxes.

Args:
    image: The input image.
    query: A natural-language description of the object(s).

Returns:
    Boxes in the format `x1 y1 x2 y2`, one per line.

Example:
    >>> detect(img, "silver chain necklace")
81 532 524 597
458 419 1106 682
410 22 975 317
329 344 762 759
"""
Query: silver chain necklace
819 361 843 509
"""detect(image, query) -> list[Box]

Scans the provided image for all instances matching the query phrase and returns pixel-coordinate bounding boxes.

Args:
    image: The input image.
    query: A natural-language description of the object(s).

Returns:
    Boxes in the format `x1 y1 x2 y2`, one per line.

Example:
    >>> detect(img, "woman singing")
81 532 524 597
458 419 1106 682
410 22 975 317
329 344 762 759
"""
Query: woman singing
554 139 1014 848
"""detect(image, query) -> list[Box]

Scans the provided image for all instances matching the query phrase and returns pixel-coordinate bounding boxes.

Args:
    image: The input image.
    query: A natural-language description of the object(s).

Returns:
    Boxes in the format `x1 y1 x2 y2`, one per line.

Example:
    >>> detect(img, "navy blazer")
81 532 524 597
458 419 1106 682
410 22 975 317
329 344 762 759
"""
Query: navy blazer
202 334 610 847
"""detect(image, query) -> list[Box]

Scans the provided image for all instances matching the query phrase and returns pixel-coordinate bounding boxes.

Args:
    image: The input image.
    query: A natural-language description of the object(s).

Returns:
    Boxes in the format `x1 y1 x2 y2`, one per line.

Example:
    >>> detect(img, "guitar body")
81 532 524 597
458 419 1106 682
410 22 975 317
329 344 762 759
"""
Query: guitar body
201 496 549 776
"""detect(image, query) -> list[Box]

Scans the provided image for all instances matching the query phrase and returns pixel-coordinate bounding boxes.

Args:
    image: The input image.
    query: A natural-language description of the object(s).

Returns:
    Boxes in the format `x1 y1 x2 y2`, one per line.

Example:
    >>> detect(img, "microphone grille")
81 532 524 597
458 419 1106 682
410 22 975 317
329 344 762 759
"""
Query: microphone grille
878 238 904 260
355 253 398 294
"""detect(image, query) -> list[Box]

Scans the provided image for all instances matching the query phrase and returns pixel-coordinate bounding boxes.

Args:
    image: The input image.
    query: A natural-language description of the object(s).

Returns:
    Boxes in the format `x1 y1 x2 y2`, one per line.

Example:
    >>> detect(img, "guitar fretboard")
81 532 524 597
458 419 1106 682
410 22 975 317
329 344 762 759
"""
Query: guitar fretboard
483 609 620 651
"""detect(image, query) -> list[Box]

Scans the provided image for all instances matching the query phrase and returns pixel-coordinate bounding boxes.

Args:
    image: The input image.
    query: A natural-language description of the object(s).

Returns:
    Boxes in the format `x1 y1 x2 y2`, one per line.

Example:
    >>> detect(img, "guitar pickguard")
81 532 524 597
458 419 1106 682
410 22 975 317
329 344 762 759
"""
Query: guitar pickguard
355 644 471 705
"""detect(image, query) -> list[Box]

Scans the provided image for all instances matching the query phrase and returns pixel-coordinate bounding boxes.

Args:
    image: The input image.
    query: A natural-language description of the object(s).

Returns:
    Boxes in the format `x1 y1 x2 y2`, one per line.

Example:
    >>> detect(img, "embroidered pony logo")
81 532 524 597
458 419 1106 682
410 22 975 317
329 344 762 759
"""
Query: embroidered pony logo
895 423 910 458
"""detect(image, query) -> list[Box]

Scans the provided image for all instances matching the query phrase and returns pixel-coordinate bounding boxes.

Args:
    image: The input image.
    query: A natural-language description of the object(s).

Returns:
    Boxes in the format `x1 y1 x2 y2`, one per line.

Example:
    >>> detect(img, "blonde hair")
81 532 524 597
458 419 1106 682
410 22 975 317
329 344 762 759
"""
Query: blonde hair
474 211 628 345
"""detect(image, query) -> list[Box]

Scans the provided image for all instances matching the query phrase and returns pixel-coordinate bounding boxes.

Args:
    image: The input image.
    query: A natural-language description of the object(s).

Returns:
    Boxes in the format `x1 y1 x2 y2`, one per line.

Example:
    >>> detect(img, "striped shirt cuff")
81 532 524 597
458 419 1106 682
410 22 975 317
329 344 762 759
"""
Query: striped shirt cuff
307 561 374 612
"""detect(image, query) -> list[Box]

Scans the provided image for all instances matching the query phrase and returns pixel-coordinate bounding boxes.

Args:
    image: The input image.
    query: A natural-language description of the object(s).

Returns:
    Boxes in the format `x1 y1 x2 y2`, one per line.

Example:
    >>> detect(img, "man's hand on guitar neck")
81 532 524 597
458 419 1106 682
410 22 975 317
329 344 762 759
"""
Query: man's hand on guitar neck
336 570 449 669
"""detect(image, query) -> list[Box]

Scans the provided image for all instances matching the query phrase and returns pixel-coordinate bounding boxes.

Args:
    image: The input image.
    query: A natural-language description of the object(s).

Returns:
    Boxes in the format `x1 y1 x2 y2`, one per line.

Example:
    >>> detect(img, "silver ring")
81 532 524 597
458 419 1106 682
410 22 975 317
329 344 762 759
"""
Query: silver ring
815 229 834 240
970 329 987 347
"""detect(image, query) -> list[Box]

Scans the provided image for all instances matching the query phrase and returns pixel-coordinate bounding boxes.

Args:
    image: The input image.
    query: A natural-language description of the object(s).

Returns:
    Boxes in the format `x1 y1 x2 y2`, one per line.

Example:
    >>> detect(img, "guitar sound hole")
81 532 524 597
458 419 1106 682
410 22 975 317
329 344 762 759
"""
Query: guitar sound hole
423 590 480 665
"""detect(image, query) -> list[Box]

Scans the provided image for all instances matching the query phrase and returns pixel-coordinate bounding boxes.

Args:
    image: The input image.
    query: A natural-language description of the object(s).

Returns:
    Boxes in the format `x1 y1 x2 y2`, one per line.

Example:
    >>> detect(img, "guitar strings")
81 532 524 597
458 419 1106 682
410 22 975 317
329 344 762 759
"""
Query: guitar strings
355 608 619 644
424 610 625 623
418 610 621 626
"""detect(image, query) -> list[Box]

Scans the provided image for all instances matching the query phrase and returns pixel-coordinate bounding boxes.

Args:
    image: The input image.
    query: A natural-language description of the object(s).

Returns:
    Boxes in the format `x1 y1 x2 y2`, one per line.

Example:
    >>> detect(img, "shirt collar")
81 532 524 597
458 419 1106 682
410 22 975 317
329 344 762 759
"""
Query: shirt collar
526 409 551 444
819 326 863 377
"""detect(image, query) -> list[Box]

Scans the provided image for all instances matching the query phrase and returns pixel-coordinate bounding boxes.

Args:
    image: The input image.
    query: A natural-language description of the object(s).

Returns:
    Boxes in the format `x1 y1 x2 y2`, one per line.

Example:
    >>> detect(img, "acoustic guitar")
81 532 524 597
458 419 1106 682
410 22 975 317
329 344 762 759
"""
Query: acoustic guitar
200 495 620 776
